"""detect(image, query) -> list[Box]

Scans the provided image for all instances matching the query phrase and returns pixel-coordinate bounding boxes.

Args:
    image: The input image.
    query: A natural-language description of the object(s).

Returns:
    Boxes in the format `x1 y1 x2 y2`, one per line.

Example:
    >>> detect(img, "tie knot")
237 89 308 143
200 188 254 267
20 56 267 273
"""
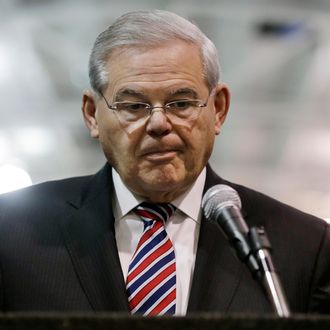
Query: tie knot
134 202 176 223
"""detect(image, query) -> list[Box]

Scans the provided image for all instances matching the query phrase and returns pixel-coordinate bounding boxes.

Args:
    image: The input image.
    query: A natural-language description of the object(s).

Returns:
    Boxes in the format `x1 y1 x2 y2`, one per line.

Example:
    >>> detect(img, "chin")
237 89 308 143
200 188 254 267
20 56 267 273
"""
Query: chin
140 168 193 196
151 165 183 183
146 175 181 191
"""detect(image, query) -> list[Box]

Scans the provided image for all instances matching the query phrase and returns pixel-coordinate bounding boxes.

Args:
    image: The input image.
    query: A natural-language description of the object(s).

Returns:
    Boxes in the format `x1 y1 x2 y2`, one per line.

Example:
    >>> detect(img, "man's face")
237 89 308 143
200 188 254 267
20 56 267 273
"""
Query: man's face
83 41 230 202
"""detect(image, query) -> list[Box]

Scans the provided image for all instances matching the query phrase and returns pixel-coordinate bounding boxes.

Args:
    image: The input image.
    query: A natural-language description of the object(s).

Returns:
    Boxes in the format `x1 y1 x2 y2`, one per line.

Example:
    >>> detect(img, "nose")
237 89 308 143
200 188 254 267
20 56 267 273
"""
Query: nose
145 108 172 136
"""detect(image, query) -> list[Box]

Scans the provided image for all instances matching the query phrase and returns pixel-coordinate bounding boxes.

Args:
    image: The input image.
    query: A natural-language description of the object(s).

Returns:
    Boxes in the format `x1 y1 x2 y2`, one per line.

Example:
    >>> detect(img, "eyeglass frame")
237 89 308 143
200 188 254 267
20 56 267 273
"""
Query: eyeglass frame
99 89 214 122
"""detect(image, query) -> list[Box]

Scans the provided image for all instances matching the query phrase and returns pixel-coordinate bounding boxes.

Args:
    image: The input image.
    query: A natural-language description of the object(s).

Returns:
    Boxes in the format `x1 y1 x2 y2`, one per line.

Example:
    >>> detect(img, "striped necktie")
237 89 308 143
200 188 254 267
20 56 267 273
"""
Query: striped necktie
126 202 176 315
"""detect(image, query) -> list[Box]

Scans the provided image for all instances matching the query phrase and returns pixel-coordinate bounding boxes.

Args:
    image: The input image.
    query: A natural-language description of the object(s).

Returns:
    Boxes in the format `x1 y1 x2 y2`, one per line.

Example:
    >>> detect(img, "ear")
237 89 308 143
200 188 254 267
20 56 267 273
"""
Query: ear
82 89 99 138
213 83 230 135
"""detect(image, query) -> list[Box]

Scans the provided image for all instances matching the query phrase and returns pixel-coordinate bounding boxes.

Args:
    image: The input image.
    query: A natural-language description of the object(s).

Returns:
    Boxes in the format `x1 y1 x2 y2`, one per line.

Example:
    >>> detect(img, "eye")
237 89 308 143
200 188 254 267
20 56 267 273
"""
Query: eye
166 100 191 110
115 102 149 112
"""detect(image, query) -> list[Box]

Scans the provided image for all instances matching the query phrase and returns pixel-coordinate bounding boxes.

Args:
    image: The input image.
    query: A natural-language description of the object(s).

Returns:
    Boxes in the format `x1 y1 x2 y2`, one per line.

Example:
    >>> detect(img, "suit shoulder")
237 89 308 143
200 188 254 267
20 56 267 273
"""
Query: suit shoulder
0 174 93 221
1 174 92 199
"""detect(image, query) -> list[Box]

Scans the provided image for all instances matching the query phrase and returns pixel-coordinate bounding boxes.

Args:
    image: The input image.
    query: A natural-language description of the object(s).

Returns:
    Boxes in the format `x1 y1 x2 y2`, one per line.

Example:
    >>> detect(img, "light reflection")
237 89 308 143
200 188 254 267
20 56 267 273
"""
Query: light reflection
0 164 32 194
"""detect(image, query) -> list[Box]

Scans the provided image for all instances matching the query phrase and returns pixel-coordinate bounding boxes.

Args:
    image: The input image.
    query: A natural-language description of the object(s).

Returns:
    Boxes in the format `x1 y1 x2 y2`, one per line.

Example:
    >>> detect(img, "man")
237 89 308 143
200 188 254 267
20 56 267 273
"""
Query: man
0 10 329 315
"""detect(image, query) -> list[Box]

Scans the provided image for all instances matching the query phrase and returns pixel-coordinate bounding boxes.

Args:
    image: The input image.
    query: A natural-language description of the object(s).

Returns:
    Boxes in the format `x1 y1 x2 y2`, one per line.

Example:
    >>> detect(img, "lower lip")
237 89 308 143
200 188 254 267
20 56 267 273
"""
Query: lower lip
144 151 178 162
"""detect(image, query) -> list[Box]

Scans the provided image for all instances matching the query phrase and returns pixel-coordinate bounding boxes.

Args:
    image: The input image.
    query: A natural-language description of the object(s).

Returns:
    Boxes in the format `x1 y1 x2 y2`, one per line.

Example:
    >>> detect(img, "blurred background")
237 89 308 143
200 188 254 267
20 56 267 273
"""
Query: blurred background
0 0 329 220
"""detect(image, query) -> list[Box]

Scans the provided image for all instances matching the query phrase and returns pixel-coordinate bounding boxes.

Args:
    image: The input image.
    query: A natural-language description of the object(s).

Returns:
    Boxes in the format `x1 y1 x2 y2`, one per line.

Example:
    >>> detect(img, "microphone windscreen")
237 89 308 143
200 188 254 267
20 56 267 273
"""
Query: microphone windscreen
202 184 242 221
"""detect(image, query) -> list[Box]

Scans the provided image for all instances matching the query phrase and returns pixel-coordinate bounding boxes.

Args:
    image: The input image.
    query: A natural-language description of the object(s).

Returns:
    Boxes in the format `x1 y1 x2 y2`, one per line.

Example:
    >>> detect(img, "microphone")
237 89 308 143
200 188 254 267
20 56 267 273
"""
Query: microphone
202 184 260 277
202 184 290 317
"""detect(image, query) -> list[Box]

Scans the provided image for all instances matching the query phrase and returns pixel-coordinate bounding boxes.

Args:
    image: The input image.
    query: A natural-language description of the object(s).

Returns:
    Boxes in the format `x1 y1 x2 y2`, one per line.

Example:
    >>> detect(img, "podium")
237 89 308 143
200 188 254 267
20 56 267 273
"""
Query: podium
0 313 330 330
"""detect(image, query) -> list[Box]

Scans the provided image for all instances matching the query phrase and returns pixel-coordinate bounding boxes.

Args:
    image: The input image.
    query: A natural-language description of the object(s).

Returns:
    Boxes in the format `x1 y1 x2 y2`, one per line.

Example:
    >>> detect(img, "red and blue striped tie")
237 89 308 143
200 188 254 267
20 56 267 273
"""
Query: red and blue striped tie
126 202 176 315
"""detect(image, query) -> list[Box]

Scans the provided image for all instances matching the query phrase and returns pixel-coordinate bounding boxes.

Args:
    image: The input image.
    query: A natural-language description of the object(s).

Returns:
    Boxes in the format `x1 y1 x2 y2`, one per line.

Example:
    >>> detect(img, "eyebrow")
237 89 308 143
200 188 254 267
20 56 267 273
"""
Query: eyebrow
169 88 199 99
114 87 200 102
114 88 147 101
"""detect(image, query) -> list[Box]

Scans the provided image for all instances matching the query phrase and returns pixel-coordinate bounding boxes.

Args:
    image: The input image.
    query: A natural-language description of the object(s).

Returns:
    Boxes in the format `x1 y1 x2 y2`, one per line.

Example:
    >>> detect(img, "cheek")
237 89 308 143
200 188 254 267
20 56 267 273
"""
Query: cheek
191 117 216 161
98 130 122 168
98 122 143 172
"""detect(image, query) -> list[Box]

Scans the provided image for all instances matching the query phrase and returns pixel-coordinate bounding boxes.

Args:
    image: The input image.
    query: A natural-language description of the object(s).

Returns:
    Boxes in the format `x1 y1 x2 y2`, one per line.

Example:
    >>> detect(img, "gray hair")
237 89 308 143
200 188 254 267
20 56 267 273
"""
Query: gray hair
89 10 220 95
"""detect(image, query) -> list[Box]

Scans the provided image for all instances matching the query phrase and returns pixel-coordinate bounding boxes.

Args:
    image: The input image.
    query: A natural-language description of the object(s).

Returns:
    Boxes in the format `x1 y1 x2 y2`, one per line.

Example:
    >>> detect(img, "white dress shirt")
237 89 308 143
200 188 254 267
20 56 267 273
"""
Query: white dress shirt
112 168 206 316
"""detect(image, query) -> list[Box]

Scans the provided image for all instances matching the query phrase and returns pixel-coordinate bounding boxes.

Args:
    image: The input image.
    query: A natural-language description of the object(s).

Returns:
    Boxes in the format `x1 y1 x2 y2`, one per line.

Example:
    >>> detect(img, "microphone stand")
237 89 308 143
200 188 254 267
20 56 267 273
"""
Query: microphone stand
249 227 291 318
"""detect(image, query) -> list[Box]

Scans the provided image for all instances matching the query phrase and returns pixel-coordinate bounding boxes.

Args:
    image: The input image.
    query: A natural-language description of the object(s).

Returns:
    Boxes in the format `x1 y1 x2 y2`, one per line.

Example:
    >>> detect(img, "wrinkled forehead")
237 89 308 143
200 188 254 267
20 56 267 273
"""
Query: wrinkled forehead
103 42 207 91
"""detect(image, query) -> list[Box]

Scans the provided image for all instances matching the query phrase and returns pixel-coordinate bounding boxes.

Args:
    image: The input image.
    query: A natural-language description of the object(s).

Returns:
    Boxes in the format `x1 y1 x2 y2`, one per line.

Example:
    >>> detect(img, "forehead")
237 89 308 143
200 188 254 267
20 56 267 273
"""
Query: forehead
104 41 208 96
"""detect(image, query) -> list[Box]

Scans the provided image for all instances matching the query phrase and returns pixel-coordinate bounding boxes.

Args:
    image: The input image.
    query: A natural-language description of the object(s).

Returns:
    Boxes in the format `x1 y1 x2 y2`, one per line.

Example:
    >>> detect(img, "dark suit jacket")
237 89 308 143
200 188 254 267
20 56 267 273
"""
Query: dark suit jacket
0 163 329 313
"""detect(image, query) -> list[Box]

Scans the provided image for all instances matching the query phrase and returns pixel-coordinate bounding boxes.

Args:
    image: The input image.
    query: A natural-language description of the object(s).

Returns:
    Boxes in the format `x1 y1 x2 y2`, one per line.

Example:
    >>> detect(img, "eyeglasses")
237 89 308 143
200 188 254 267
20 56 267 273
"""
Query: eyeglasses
100 92 212 124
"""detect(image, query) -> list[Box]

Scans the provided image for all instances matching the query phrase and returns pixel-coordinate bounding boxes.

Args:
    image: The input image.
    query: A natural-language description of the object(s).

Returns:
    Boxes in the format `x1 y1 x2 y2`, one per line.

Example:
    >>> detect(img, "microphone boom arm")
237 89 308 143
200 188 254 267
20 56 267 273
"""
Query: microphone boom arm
249 227 291 317
202 184 291 317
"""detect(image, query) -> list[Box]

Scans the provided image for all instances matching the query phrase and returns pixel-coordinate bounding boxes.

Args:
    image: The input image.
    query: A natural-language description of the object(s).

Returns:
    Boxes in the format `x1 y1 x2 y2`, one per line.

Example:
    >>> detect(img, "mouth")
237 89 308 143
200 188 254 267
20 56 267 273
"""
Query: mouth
140 148 181 163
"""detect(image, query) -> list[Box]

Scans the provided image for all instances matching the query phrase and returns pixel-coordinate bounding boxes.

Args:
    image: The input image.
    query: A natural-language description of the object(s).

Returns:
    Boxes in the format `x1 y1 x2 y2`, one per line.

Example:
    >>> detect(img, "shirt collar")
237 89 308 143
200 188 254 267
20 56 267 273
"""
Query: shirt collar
112 168 206 223
112 170 142 220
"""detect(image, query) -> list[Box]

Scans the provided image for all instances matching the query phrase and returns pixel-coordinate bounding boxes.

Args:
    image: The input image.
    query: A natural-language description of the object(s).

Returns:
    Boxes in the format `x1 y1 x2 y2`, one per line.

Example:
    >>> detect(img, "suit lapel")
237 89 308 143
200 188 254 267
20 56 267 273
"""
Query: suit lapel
188 165 246 313
59 164 129 311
